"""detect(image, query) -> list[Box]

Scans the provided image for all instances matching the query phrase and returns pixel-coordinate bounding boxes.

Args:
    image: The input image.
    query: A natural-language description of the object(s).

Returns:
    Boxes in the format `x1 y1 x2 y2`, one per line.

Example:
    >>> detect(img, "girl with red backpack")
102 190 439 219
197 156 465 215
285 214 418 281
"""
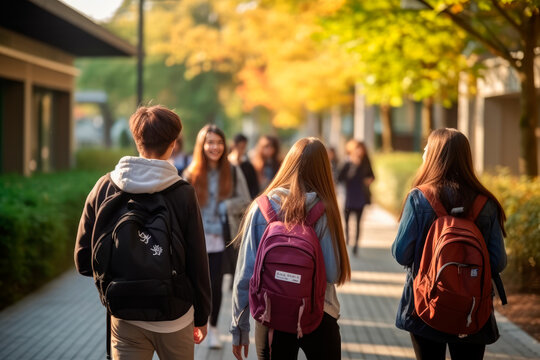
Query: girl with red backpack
392 128 507 360
230 137 351 360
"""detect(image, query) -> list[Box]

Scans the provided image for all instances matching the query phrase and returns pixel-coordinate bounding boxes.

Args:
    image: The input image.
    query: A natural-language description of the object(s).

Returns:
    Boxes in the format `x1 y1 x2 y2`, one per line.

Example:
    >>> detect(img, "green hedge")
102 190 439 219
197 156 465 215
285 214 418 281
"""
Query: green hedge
0 171 101 309
75 147 136 172
370 152 423 216
0 148 135 309
481 171 540 292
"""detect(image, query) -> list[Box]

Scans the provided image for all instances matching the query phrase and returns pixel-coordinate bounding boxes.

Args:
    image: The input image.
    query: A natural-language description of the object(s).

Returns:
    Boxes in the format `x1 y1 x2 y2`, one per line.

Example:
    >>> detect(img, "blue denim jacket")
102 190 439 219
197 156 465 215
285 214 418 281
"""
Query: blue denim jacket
229 189 340 346
391 188 507 343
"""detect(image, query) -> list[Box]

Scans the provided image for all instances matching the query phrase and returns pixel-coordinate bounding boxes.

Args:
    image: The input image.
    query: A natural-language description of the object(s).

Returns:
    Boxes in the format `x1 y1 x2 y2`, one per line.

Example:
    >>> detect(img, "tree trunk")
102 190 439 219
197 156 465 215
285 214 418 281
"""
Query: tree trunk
380 104 393 152
518 15 538 177
421 97 433 147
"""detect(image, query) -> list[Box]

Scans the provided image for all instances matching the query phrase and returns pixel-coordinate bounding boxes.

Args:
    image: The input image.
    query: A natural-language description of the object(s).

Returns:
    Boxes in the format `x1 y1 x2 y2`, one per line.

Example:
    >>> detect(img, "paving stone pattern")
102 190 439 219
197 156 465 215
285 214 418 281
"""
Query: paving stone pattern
0 205 539 359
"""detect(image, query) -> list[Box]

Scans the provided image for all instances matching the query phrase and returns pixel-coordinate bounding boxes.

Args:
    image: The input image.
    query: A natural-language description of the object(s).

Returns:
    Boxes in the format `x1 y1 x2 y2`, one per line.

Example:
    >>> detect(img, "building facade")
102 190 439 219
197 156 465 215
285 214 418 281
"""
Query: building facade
0 0 135 175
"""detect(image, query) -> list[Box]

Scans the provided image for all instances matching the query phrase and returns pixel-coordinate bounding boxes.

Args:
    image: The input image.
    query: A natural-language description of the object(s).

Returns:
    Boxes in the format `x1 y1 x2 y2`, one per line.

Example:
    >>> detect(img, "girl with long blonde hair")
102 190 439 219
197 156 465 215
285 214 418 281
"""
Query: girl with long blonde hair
230 137 351 360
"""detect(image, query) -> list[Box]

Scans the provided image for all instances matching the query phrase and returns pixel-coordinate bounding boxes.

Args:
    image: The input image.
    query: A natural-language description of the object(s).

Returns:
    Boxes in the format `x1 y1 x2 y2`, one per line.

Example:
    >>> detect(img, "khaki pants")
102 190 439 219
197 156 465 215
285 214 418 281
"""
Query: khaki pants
111 318 194 360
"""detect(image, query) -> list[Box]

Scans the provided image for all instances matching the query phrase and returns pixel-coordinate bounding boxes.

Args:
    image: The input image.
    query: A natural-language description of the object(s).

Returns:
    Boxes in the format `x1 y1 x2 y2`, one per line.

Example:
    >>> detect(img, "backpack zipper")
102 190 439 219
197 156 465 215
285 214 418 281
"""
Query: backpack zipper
434 262 472 284
466 297 476 327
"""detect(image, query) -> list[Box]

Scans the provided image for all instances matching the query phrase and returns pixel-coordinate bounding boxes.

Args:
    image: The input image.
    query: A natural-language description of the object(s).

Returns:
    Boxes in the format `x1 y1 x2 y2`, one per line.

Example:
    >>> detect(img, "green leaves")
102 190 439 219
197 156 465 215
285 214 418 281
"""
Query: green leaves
320 0 468 107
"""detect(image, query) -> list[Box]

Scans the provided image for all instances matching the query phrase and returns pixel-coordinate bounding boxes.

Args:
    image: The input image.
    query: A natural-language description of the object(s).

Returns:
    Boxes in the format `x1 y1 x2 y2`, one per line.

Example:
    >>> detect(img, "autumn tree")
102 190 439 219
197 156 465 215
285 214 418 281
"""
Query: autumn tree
320 0 470 151
412 0 539 175
159 0 354 130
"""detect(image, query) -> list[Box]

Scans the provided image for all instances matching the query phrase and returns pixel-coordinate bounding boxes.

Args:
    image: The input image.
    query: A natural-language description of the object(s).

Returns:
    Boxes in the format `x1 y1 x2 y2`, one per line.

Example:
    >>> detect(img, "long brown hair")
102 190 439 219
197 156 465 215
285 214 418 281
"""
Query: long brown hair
408 128 506 235
185 124 232 206
238 137 351 285
252 135 281 178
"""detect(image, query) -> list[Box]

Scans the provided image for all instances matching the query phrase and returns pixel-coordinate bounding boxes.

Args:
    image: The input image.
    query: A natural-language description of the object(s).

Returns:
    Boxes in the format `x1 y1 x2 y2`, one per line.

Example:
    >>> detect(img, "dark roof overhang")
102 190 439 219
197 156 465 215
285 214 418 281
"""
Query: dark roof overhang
1 0 136 57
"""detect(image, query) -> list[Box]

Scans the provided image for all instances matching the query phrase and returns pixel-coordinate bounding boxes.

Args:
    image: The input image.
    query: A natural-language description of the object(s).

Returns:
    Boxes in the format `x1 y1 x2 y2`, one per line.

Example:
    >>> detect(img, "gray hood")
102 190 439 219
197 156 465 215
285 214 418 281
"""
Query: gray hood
110 156 181 194
268 187 319 210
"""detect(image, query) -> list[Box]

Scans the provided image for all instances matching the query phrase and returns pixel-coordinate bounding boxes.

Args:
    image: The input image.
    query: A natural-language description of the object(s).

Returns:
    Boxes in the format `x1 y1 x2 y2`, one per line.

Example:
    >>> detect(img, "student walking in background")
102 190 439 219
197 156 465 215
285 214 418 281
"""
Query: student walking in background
392 128 507 360
75 105 211 360
170 134 192 175
229 133 260 199
183 125 250 349
230 137 351 360
327 146 339 183
252 135 282 190
337 139 374 256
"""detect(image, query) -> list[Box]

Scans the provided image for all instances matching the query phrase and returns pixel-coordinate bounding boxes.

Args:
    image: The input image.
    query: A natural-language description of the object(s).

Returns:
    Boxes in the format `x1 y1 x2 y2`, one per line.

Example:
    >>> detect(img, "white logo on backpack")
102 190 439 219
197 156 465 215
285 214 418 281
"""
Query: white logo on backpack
138 231 151 244
275 270 301 284
151 245 163 256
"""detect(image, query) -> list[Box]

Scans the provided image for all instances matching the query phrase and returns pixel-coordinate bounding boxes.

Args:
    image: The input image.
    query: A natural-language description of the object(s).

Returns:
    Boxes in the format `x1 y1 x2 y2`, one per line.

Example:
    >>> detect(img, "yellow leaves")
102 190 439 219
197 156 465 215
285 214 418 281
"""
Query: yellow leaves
146 0 405 129
272 111 300 128
309 0 347 16
153 0 355 128
236 66 275 111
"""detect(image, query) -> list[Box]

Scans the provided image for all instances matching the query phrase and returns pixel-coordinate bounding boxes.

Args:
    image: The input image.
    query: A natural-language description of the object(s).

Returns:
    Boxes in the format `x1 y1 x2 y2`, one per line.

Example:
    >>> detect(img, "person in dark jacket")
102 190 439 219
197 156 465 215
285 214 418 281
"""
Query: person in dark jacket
392 128 507 360
252 135 282 190
229 133 260 199
74 105 211 360
170 134 192 175
337 139 374 256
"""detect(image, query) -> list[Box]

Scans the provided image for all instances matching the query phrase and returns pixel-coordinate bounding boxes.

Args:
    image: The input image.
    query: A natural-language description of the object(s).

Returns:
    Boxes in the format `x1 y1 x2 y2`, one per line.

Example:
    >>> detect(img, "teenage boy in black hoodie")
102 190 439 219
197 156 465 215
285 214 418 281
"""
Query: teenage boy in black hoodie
75 105 211 360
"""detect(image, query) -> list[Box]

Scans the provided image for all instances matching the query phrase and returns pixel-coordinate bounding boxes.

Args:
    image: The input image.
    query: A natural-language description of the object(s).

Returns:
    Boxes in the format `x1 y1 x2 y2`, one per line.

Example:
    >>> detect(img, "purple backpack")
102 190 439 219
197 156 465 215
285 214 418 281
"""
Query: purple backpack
249 195 327 337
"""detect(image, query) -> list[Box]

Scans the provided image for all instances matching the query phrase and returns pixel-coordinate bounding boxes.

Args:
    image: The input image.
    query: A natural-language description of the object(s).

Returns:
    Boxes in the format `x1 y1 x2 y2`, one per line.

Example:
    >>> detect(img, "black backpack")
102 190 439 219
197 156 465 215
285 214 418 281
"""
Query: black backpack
91 179 193 321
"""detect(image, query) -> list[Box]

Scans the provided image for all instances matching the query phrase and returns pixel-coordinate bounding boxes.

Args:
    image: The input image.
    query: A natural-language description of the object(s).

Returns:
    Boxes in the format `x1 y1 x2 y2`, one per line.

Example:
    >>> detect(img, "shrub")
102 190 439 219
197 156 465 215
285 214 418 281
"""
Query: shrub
482 171 540 292
370 152 423 216
1 148 141 309
75 147 136 172
0 171 101 309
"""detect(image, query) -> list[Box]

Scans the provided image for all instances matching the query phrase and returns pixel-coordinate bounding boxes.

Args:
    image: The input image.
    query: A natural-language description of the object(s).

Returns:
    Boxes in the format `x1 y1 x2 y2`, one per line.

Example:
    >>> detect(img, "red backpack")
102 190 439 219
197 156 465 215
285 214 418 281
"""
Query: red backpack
414 185 493 336
249 195 326 338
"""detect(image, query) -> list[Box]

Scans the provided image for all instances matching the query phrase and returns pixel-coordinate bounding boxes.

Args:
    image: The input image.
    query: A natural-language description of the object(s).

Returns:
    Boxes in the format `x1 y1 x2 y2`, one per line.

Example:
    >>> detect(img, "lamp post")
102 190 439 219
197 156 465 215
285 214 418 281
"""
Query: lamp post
137 0 144 106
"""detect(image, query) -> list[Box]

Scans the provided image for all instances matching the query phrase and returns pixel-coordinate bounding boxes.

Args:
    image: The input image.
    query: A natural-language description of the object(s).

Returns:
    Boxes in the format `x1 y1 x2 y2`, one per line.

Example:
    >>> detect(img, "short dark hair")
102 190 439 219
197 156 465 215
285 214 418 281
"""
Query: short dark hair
233 133 248 144
129 105 182 156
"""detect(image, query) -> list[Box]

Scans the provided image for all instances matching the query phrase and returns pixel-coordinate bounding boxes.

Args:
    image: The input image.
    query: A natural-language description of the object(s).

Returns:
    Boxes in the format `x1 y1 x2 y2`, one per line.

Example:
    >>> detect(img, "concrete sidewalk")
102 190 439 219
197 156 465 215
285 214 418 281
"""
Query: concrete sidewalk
0 205 539 359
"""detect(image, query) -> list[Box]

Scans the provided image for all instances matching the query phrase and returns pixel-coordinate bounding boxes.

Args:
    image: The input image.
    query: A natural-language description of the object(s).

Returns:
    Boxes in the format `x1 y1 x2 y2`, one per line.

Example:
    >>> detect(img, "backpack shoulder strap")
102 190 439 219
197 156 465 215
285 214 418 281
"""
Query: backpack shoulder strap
417 184 447 218
256 195 278 223
305 201 325 227
161 179 189 194
468 194 488 221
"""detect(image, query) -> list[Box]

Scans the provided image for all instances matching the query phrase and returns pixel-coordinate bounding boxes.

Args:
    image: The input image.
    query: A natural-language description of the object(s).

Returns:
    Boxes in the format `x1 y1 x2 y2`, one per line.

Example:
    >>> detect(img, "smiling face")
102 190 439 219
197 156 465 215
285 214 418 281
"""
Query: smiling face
203 131 225 167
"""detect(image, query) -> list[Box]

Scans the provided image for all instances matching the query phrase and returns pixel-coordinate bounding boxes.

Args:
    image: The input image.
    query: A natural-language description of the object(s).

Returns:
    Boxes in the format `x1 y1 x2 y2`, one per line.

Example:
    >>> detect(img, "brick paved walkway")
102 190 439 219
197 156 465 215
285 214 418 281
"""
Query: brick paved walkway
0 205 539 359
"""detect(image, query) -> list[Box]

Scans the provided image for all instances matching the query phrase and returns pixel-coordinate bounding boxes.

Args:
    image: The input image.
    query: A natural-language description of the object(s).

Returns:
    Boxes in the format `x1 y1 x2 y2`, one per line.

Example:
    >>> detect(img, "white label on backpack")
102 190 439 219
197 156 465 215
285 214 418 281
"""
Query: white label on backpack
275 270 301 284
471 269 478 277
